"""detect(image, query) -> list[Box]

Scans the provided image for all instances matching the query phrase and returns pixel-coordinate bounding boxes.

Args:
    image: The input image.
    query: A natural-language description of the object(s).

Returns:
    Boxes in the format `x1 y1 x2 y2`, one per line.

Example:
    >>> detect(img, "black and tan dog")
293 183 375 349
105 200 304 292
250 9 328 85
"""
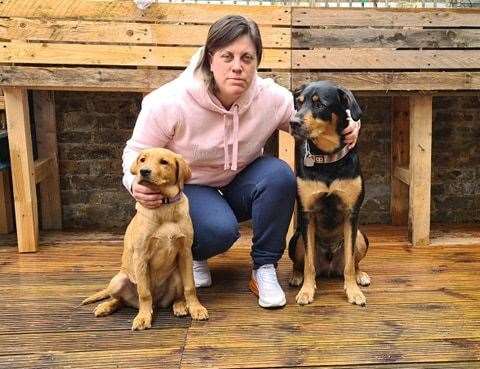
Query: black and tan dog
288 81 370 306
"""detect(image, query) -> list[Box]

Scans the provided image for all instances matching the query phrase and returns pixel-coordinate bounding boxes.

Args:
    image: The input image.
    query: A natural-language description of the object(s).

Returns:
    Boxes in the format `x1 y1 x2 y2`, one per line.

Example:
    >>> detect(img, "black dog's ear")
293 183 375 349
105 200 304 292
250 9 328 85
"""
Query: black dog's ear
338 87 362 121
293 83 307 109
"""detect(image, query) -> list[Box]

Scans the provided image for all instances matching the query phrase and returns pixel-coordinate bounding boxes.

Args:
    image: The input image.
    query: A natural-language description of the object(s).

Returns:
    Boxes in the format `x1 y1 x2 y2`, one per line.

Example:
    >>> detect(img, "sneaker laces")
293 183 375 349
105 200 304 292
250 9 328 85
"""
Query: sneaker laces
256 265 279 286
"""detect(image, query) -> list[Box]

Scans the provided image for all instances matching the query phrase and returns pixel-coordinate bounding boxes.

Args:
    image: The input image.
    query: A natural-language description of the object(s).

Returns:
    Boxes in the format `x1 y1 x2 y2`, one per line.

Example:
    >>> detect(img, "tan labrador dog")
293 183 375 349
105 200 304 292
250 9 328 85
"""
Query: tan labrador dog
82 148 208 330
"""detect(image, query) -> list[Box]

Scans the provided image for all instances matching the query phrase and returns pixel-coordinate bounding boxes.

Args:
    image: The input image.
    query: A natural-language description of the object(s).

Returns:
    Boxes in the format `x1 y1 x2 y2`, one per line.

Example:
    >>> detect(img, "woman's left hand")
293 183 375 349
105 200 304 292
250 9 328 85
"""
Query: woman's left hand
342 109 361 149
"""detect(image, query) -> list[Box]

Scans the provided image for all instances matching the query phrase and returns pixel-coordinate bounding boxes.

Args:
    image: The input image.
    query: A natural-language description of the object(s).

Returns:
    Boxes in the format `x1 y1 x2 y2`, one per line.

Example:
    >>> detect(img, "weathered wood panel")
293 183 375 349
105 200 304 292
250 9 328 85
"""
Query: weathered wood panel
292 8 480 27
0 18 290 48
0 1 291 25
292 28 480 49
292 49 480 70
0 42 290 69
292 71 480 91
0 67 291 91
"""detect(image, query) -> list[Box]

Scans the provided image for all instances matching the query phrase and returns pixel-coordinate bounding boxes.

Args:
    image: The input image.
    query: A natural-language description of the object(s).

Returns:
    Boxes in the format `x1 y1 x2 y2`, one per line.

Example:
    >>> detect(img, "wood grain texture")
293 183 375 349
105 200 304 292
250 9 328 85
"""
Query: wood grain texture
0 225 479 368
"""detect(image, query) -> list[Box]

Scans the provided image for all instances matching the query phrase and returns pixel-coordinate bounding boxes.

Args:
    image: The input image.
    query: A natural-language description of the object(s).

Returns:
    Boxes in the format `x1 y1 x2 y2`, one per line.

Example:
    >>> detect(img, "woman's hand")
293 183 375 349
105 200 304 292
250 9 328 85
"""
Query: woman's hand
342 109 361 149
132 181 165 209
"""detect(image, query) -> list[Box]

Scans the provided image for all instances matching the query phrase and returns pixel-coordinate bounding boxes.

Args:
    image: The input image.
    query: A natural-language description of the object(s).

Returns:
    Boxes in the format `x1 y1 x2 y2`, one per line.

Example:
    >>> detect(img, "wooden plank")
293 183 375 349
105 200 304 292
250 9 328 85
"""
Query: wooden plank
292 49 480 70
409 95 432 246
291 71 480 91
32 91 62 230
278 130 295 240
33 158 52 184
394 166 410 185
0 18 291 49
293 27 480 49
391 97 410 226
0 170 14 234
0 96 5 110
0 328 186 356
292 8 480 27
181 338 480 368
3 87 39 253
0 67 292 91
0 1 291 25
0 42 291 69
0 348 183 369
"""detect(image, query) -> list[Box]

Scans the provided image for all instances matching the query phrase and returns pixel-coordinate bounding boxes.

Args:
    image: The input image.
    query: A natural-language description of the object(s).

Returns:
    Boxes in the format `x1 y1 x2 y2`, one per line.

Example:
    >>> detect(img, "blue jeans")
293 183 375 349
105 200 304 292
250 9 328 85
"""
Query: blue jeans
184 156 297 269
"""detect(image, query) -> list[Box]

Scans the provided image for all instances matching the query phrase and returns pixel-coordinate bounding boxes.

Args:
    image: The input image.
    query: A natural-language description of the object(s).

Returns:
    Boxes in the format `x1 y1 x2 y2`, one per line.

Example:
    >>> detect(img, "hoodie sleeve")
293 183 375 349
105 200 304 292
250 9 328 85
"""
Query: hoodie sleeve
122 95 177 194
275 86 296 132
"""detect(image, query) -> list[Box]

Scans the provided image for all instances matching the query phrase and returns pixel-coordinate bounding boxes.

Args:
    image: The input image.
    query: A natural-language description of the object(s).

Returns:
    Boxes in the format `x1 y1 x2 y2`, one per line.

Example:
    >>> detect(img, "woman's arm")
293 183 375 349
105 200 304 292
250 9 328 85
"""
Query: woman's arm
342 109 361 149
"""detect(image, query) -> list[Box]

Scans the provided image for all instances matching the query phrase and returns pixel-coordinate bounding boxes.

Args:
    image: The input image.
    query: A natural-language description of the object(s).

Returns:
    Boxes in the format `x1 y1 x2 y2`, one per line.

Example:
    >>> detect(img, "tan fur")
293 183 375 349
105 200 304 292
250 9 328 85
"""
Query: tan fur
297 177 362 211
82 148 208 330
304 112 340 153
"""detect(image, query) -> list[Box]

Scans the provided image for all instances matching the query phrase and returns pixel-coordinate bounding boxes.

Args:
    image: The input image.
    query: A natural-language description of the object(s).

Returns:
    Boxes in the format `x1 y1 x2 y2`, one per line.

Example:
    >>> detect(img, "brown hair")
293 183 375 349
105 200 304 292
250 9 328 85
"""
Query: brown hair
195 15 263 91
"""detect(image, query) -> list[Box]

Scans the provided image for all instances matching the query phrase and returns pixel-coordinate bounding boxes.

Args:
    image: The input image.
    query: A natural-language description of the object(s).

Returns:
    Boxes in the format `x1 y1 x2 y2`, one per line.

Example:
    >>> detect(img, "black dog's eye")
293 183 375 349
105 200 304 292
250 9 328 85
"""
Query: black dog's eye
296 97 304 106
160 159 168 165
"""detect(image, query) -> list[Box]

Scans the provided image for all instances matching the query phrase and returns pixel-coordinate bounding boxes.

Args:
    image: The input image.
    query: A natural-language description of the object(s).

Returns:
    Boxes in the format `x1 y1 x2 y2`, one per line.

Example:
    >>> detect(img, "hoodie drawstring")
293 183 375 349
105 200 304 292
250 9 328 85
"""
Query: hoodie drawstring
231 104 239 171
223 104 240 171
223 114 230 170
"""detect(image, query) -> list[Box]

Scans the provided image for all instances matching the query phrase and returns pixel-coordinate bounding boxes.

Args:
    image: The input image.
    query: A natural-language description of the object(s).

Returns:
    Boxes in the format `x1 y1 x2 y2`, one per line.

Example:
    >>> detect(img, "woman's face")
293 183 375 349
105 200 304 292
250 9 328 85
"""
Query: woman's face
209 35 258 106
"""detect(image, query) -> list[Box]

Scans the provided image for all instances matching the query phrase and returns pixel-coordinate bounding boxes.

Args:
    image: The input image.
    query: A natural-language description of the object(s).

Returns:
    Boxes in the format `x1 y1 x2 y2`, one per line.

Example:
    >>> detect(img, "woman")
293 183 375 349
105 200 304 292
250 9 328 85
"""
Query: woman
122 15 360 308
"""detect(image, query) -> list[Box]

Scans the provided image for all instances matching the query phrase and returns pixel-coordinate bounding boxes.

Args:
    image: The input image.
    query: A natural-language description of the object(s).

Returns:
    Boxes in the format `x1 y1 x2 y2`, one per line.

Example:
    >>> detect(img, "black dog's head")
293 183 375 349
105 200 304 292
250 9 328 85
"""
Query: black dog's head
290 81 362 153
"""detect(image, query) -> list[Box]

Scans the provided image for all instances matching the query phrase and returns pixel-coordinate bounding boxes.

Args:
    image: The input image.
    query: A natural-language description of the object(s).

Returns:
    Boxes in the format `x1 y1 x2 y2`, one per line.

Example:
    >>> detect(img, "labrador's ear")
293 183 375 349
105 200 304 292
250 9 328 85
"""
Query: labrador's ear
337 87 362 121
130 153 142 175
175 156 191 190
293 83 307 109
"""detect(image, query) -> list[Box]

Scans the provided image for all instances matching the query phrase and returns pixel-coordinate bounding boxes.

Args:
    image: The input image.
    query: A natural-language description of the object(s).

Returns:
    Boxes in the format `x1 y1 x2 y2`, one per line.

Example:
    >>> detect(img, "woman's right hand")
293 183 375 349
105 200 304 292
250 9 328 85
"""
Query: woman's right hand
132 181 165 209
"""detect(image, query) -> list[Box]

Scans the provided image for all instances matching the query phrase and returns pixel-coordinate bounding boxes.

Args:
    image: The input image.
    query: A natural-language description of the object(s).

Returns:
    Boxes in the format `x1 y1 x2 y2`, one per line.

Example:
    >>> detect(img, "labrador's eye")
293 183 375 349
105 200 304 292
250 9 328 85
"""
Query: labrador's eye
139 157 146 163
160 159 168 165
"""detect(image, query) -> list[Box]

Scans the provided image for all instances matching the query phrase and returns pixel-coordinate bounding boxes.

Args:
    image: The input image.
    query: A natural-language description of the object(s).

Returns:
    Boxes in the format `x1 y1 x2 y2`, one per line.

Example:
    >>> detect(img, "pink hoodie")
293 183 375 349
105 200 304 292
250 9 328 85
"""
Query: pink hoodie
122 48 294 191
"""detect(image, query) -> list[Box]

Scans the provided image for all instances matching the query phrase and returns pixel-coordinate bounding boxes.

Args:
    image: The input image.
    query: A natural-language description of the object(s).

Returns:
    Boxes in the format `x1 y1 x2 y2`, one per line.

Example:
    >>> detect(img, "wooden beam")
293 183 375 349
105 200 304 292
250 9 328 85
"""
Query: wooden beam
0 96 4 110
0 42 291 70
0 169 14 234
0 18 290 49
292 72 480 92
391 97 410 226
292 8 480 27
0 2 291 26
4 87 39 252
292 49 480 70
409 95 432 246
278 130 296 240
33 157 52 184
32 91 62 230
393 166 410 186
0 67 292 91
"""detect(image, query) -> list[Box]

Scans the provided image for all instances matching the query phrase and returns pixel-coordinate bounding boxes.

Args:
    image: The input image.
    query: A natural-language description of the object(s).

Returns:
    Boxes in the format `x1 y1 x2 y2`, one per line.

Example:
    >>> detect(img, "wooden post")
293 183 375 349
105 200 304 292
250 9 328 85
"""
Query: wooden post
391 97 410 225
279 130 296 242
0 169 14 234
4 87 39 252
32 91 62 230
409 95 432 246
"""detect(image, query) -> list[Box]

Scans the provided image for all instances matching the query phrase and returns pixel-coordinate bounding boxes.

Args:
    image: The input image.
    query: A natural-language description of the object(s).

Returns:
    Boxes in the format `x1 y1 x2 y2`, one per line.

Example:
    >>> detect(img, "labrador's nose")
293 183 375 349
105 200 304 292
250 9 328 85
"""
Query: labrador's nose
140 169 151 178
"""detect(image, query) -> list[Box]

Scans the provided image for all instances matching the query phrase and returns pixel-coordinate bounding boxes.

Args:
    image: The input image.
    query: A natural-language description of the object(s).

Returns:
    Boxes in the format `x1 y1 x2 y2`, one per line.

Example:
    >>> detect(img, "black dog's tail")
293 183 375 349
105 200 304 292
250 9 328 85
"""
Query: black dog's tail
288 229 302 262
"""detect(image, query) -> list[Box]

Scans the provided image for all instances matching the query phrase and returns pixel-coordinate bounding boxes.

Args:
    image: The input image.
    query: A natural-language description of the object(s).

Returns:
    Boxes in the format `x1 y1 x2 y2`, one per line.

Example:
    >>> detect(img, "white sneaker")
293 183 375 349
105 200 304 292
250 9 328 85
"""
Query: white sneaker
249 264 286 308
193 260 212 288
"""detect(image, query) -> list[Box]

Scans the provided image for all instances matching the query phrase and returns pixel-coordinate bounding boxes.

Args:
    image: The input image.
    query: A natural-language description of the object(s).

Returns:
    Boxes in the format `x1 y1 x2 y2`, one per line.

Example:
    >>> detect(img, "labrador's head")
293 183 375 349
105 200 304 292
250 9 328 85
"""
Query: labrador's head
130 148 191 191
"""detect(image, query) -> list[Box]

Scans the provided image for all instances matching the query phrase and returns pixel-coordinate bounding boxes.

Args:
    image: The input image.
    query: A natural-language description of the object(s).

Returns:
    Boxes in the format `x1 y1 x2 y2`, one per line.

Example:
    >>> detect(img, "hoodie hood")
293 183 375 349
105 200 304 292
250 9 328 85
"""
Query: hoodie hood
180 47 270 170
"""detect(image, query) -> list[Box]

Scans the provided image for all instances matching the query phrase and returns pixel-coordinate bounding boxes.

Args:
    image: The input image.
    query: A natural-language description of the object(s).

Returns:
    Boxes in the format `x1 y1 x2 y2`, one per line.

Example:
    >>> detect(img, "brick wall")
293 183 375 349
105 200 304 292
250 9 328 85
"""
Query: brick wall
54 92 480 229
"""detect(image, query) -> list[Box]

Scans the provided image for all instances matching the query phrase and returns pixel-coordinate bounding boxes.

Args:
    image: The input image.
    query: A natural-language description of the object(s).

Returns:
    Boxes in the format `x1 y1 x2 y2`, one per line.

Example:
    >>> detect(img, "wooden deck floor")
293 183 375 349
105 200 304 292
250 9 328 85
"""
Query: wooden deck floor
0 224 479 369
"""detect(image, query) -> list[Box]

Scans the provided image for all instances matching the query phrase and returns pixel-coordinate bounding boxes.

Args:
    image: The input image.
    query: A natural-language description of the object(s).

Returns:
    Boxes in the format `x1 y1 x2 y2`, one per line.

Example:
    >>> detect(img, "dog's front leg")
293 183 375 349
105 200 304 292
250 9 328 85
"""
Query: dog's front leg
296 213 316 305
178 238 209 320
132 255 153 330
343 218 366 306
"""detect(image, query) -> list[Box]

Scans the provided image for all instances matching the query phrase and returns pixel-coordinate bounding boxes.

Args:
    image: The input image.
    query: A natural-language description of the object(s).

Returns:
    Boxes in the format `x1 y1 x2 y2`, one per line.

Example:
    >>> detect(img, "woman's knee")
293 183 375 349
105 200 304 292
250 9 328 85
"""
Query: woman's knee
193 218 240 259
259 158 297 199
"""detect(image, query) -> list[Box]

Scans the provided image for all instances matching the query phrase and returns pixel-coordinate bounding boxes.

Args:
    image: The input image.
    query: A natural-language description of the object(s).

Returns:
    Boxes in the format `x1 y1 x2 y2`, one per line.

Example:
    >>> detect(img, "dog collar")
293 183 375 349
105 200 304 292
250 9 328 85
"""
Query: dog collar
160 191 183 204
303 141 350 167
